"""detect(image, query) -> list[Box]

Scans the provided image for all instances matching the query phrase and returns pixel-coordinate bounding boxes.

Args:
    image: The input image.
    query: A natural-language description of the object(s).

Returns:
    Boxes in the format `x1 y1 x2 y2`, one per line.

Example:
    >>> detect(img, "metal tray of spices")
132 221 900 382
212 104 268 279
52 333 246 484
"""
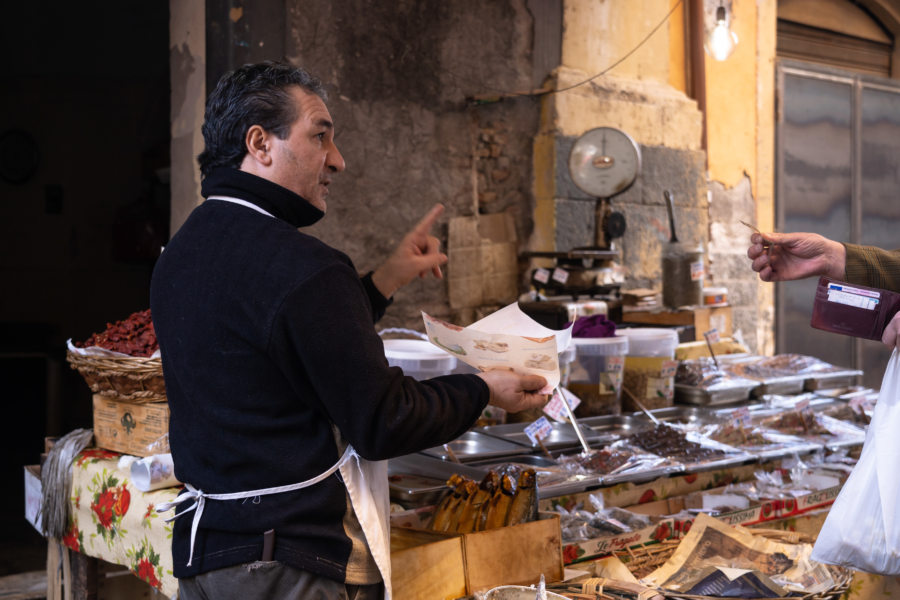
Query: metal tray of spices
420 429 531 462
629 405 719 427
477 421 607 453
675 381 758 406
578 414 654 442
803 368 863 391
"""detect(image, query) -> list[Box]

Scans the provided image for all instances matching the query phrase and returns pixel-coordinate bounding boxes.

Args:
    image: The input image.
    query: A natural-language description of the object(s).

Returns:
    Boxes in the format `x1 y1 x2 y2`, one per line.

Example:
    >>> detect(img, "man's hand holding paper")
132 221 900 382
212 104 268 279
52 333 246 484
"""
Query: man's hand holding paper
422 302 572 395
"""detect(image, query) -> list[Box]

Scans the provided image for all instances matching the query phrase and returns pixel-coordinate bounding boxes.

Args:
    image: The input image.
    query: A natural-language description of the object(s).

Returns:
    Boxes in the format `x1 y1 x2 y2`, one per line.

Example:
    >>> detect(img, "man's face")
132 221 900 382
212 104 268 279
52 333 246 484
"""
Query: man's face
268 87 345 212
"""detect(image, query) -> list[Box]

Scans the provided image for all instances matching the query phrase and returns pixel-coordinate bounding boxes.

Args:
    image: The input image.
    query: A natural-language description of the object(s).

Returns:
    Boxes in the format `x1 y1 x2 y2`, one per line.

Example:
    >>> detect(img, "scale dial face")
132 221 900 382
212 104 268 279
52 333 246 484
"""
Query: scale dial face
568 127 642 198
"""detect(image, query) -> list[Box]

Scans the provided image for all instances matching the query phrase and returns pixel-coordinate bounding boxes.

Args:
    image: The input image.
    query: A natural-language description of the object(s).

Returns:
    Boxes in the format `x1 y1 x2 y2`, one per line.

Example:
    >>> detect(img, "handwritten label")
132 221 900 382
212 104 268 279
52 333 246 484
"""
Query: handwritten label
731 407 751 428
543 387 582 422
552 268 569 284
533 268 550 284
660 359 679 378
703 328 720 344
525 416 553 445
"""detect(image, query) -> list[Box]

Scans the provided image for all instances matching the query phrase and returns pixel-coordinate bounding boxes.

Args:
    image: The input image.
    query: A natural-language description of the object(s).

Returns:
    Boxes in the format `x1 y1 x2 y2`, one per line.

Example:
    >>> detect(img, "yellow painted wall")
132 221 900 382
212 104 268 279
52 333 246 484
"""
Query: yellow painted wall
704 0 777 352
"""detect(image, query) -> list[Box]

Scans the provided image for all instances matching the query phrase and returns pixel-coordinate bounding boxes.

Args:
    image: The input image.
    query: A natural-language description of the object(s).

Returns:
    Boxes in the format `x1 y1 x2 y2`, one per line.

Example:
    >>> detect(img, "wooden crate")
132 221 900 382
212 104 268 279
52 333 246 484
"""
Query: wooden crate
92 395 169 457
622 305 732 341
392 514 563 597
460 514 563 594
391 528 466 600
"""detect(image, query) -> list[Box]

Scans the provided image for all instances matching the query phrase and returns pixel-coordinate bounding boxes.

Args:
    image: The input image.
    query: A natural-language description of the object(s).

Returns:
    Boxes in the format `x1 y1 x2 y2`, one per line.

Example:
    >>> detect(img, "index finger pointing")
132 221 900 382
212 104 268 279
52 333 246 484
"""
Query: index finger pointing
413 203 445 234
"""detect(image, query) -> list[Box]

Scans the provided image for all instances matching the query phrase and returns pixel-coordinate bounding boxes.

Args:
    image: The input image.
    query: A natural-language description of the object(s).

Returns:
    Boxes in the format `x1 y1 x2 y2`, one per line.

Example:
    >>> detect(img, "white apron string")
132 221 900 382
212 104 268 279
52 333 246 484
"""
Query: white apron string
157 445 355 567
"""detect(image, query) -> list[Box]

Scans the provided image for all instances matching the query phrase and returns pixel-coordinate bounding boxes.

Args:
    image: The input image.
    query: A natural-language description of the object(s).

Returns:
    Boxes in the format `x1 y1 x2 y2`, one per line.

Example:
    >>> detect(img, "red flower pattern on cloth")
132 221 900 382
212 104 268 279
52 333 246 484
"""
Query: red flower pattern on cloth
88 470 128 545
127 537 164 590
76 448 120 468
62 519 83 553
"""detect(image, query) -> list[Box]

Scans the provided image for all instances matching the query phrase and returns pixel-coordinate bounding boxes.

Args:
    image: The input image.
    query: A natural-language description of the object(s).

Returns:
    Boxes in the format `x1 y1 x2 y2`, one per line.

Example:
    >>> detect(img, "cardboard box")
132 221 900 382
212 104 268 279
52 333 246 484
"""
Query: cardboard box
92 394 170 457
561 517 677 565
391 514 563 595
24 464 43 533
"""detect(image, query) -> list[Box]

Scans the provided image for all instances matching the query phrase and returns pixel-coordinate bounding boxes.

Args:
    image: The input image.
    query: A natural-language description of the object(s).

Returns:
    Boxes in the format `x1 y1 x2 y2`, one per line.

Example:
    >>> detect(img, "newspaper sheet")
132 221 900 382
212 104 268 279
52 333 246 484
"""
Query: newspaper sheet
642 513 835 596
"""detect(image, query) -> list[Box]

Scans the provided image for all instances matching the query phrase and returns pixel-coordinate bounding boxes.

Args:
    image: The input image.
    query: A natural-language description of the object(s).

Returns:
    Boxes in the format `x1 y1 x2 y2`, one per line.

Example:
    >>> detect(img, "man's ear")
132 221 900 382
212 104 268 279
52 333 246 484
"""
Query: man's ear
244 125 273 167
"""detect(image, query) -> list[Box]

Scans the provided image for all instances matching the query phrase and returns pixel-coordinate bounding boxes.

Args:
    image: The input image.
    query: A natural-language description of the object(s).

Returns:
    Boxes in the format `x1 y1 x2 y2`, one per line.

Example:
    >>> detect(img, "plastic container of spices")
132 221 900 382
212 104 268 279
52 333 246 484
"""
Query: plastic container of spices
568 336 630 417
617 328 679 412
703 286 728 306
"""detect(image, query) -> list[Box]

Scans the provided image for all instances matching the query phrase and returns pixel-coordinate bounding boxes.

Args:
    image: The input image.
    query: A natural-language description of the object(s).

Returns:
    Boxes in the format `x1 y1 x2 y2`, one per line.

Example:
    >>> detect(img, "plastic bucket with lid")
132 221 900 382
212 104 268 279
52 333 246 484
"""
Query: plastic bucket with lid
383 339 457 381
567 336 629 417
617 328 679 412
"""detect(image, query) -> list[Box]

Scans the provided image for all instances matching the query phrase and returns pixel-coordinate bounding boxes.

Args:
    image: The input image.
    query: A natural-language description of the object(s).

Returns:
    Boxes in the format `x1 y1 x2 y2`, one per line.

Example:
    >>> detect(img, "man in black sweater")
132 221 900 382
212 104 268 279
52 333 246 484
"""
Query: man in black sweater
150 61 548 600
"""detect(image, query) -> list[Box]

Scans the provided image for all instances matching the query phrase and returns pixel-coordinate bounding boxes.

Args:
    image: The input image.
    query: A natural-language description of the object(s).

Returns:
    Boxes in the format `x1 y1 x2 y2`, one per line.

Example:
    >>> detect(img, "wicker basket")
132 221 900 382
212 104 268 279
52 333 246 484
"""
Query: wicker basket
67 349 166 402
612 528 852 600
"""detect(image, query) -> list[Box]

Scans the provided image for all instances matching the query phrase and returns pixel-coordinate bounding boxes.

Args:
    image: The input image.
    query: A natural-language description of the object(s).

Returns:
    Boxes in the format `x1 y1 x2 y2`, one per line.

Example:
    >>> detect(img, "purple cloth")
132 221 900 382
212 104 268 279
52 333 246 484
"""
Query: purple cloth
572 314 617 338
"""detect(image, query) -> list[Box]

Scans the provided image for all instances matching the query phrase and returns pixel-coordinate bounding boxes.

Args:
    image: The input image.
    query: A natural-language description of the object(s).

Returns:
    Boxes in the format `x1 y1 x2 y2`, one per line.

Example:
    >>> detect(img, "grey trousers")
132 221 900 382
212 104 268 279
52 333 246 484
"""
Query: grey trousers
178 561 384 600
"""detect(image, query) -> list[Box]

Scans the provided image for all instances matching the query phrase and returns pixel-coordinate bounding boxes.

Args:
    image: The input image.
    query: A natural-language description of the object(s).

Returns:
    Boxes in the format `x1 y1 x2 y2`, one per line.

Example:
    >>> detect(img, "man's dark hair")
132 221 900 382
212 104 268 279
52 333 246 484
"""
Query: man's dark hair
197 61 327 178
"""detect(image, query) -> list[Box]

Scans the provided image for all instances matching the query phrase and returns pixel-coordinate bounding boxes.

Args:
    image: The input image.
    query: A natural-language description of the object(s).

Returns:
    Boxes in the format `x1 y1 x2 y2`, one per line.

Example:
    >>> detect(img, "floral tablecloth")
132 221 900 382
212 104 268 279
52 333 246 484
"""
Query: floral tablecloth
62 449 180 597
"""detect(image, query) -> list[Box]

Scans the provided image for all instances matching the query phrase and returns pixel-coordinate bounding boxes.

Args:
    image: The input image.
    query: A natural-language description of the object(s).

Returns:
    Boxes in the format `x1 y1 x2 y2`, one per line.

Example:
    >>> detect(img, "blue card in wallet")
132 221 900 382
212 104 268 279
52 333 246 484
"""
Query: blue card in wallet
810 277 900 340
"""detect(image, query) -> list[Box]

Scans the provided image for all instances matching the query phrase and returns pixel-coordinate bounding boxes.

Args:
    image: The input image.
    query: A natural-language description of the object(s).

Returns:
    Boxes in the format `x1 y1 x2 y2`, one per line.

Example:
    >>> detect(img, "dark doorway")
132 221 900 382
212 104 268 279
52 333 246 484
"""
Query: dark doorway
0 2 170 575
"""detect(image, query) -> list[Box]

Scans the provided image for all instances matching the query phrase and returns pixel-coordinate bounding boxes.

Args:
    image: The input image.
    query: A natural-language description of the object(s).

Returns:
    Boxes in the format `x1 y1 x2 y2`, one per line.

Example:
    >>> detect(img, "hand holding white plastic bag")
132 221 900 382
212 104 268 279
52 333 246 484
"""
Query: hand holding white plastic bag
811 349 900 574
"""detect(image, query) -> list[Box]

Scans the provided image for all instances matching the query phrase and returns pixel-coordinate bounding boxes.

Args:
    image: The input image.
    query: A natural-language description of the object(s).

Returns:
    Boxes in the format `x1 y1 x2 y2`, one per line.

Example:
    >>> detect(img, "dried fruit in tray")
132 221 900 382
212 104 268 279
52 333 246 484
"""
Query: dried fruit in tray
625 423 727 462
75 309 158 357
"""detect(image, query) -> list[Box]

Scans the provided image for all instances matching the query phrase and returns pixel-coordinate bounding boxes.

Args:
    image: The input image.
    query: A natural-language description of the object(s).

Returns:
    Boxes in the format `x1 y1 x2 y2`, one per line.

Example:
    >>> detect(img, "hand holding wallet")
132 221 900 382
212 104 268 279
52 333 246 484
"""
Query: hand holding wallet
810 277 900 340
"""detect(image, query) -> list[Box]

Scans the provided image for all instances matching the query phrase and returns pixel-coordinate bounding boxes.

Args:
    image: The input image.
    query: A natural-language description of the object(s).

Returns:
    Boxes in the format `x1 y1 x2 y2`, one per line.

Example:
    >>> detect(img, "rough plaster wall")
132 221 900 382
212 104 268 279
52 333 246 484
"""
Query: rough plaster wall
707 176 767 354
284 0 539 328
554 140 708 290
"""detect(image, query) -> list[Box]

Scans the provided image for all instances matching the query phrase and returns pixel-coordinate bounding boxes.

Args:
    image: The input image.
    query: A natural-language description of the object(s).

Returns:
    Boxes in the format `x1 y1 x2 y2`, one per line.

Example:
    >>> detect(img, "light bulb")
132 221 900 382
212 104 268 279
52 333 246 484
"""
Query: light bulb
705 5 738 61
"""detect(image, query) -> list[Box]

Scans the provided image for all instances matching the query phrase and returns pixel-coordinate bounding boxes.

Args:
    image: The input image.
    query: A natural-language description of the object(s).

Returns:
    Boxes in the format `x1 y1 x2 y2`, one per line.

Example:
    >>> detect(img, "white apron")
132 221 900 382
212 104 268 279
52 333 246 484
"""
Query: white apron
157 446 393 599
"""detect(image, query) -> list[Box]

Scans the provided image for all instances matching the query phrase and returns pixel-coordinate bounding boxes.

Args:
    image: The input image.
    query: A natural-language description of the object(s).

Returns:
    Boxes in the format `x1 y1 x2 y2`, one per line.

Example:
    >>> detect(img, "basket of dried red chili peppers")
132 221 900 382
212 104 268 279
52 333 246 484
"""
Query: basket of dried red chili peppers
67 309 166 402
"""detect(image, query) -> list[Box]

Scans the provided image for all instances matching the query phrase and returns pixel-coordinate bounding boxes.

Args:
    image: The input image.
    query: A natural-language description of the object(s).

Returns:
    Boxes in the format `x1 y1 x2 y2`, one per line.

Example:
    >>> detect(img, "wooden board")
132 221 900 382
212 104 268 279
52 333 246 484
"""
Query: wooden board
391 529 466 600
461 514 563 594
622 306 732 341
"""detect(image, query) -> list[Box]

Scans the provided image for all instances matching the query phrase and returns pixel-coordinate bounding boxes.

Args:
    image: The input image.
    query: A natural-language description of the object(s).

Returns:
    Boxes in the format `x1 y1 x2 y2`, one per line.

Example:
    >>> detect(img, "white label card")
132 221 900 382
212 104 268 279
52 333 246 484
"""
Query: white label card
552 268 569 284
543 387 582 422
533 268 550 284
660 359 679 378
827 283 880 310
731 407 751 428
690 261 705 281
704 328 720 344
525 416 553 445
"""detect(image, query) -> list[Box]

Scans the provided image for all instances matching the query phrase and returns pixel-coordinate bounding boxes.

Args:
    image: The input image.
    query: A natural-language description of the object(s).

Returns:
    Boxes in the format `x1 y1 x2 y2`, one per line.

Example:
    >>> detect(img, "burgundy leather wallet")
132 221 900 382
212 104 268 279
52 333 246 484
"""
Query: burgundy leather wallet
810 277 900 341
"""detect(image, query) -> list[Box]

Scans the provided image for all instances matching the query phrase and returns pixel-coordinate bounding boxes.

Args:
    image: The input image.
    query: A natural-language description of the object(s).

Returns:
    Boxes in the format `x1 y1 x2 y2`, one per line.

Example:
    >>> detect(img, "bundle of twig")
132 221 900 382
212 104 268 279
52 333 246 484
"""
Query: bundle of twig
40 428 94 538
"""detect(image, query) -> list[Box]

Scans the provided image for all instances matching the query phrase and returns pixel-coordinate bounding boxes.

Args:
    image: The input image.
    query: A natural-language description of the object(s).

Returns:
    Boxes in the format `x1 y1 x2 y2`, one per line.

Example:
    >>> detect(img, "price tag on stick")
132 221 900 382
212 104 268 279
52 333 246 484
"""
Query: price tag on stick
703 328 720 368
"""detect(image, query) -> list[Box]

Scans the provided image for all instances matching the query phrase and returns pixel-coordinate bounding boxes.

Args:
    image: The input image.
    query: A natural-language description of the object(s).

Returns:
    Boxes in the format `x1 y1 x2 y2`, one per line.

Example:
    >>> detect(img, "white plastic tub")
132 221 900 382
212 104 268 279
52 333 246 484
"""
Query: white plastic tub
383 338 457 381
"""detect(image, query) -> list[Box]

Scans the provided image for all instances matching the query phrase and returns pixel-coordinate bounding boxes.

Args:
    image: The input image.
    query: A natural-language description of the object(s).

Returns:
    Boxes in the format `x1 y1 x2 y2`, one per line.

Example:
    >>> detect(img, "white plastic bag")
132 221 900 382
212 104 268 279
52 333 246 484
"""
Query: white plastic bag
811 349 900 574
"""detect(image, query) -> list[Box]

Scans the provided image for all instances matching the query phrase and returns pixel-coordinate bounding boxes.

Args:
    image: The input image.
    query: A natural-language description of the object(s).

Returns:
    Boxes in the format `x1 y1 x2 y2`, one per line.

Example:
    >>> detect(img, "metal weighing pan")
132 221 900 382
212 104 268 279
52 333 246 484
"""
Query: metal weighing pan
420 430 531 462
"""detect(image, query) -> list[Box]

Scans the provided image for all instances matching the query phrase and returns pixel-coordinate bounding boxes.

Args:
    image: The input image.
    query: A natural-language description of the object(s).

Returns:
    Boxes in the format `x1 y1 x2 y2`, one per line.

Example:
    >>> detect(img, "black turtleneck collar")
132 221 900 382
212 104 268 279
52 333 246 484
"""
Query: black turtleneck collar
200 168 325 228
